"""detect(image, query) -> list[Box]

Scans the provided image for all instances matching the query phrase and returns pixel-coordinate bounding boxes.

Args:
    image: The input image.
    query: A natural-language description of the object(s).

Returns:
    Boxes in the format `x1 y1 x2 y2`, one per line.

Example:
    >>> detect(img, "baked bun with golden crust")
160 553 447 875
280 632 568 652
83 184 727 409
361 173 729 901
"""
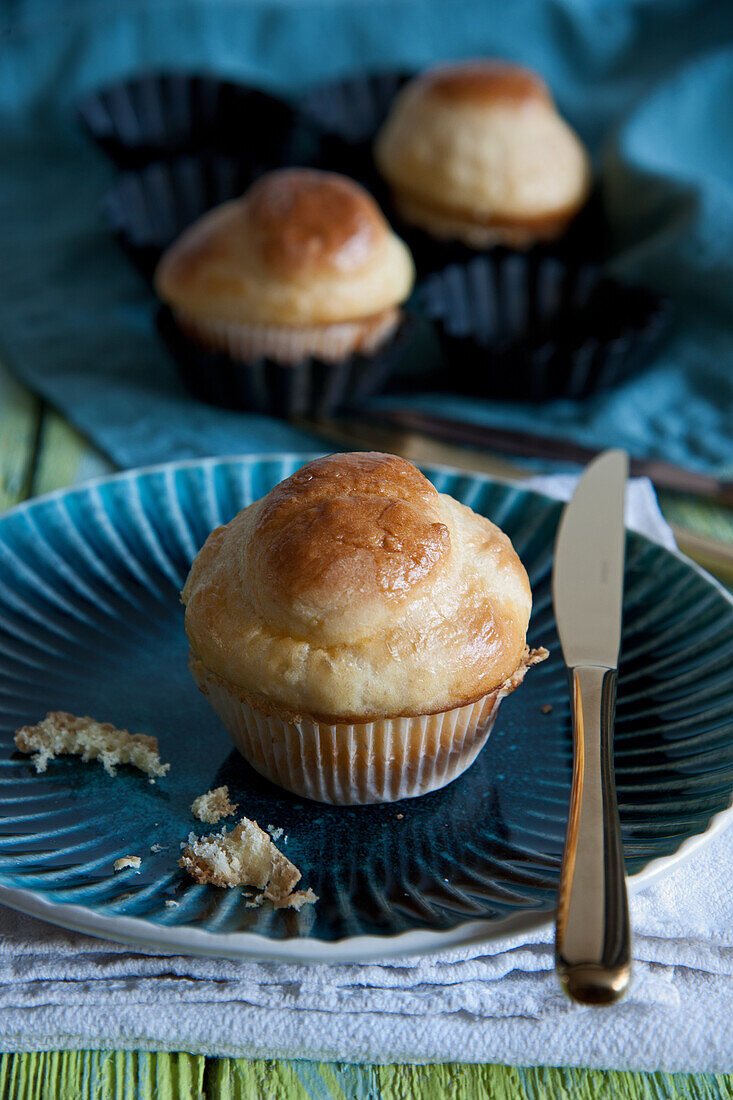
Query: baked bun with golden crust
374 60 591 249
183 452 546 804
154 169 415 364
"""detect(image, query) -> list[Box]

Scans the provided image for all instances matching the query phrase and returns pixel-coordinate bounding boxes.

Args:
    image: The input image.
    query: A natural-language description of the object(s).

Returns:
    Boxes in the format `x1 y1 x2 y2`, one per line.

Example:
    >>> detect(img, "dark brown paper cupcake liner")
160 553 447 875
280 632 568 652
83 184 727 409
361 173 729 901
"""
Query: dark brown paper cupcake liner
157 307 418 419
293 72 413 217
299 70 412 146
103 155 256 279
391 196 607 277
78 72 321 170
417 255 670 401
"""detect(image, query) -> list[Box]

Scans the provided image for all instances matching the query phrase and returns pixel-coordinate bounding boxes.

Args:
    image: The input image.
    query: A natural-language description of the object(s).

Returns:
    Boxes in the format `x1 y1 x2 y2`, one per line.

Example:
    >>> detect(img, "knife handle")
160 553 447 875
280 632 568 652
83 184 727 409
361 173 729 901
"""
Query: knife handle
555 665 631 1005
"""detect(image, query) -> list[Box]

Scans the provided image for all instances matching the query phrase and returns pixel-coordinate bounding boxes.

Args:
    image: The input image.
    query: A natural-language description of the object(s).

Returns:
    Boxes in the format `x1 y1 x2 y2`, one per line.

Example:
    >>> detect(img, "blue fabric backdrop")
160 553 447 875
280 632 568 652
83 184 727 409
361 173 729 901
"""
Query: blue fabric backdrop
0 0 731 472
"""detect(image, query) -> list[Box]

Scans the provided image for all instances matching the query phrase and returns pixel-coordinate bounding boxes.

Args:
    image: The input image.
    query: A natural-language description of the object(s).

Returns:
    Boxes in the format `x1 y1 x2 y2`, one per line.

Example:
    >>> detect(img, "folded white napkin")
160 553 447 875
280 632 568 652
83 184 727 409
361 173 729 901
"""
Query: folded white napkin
1 475 731 1072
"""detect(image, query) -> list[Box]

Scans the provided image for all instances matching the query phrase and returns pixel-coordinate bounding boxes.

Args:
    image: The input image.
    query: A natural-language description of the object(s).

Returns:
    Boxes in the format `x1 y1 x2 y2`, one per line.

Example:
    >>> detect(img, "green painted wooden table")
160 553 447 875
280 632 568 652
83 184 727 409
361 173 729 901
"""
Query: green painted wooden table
1 358 732 1099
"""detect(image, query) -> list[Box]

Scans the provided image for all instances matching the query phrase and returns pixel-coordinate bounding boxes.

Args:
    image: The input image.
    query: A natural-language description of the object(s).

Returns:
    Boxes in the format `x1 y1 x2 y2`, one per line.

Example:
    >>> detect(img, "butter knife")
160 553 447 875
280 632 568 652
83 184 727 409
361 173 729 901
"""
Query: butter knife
552 449 632 1005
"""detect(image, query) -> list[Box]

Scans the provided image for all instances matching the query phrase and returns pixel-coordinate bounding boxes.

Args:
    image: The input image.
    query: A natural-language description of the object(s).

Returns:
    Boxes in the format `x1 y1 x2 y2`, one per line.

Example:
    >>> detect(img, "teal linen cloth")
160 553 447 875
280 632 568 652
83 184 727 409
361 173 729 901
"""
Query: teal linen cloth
0 0 732 472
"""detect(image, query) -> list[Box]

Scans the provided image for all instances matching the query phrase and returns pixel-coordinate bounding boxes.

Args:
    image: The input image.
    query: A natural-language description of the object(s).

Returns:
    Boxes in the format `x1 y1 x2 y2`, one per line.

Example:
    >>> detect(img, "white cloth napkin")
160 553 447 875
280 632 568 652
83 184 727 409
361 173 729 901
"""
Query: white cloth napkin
1 475 731 1073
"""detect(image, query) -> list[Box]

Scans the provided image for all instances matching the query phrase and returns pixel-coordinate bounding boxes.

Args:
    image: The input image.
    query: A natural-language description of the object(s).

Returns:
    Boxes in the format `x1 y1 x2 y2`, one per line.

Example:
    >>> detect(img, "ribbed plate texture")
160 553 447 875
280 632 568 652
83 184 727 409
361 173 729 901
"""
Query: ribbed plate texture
0 456 732 952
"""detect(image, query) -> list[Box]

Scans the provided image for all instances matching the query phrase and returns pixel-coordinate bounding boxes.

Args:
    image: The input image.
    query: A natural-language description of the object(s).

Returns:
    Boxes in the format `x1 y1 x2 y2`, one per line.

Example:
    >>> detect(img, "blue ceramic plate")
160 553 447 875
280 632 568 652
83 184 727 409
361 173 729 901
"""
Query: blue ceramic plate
1 456 732 962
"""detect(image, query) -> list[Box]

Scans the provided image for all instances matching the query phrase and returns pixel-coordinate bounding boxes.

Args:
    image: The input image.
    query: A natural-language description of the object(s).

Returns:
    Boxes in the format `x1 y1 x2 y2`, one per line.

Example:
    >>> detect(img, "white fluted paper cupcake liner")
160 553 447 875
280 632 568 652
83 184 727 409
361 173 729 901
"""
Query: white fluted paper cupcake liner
189 653 542 805
174 308 401 366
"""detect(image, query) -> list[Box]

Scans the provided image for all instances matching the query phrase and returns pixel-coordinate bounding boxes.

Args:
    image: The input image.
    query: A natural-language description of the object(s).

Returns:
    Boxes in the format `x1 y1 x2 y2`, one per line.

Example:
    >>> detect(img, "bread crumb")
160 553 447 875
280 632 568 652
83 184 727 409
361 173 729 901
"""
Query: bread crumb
179 817 317 909
541 704 553 715
180 818 287 890
164 900 179 909
14 713 170 779
273 887 318 912
191 785 237 824
113 856 141 873
267 825 284 842
150 843 166 853
396 813 404 820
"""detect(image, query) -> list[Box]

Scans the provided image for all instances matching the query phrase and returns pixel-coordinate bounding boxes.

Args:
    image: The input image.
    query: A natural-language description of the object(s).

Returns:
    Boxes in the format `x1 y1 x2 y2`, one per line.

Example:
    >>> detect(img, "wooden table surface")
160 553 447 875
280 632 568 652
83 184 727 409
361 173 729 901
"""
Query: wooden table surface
1 355 732 1099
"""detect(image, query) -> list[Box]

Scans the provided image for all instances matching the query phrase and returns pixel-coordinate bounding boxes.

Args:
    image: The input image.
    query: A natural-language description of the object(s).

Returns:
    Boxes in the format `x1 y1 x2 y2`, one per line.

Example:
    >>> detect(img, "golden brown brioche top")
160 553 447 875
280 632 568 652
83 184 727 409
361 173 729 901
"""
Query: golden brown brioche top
183 453 533 721
253 453 451 633
374 59 590 226
419 60 550 106
245 169 384 279
154 171 415 326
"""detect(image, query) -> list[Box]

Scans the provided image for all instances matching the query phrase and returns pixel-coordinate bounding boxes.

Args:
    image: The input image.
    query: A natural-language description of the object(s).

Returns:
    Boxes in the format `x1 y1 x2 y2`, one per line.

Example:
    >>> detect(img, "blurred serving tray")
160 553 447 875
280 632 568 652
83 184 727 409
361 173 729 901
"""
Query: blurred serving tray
80 70 670 408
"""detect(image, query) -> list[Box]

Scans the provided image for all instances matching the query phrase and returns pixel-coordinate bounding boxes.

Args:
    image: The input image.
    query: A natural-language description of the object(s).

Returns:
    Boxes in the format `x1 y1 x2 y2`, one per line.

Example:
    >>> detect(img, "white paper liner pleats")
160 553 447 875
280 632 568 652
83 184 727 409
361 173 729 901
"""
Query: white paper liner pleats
174 308 401 365
190 656 532 805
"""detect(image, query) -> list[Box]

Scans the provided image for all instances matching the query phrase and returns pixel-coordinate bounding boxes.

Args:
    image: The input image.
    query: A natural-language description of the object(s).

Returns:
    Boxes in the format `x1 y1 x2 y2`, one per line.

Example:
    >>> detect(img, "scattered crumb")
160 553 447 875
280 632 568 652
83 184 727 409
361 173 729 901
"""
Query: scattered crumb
14 713 170 779
245 896 264 909
164 900 179 909
179 817 317 910
269 853 305 902
267 825 284 842
180 818 298 894
150 843 166 853
113 856 141 873
396 814 404 820
191 785 237 824
541 704 553 715
180 818 287 890
494 646 549 702
273 888 318 912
